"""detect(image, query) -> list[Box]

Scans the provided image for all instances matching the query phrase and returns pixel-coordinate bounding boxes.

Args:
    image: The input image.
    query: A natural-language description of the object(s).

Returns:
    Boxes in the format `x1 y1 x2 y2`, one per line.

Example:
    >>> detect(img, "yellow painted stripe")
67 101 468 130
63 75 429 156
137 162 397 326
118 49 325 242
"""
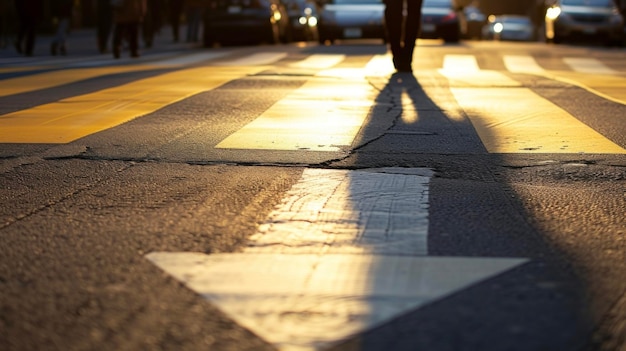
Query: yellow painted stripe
0 66 165 98
215 77 377 151
451 87 626 154
0 66 264 143
549 72 626 106
0 66 47 75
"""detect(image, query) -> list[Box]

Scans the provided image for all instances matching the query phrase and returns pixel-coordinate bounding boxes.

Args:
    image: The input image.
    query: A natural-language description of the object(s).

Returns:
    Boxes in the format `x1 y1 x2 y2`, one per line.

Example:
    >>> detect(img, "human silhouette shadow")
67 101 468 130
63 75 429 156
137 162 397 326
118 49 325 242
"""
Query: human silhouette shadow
352 70 485 159
327 68 589 351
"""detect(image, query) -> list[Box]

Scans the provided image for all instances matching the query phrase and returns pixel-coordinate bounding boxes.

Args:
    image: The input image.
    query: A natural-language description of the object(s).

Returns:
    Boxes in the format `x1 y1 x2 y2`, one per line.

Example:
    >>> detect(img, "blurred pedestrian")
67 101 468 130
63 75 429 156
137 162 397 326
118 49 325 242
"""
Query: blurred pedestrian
142 0 163 48
97 0 113 53
185 0 206 42
111 0 147 58
1 0 13 49
384 0 423 72
168 0 183 42
14 0 43 56
50 0 74 55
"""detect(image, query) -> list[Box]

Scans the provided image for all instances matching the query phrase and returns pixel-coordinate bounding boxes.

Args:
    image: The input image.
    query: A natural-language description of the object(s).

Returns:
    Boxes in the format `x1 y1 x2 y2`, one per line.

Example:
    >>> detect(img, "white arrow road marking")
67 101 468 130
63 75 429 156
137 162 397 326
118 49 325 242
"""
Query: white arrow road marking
147 252 527 351
147 168 528 351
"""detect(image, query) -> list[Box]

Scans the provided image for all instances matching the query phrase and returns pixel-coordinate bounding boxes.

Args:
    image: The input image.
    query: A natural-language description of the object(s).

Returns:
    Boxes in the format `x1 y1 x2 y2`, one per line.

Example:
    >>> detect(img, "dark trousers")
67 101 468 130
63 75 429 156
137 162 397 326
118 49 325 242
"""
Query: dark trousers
112 21 140 58
16 15 38 56
169 0 184 42
384 0 423 71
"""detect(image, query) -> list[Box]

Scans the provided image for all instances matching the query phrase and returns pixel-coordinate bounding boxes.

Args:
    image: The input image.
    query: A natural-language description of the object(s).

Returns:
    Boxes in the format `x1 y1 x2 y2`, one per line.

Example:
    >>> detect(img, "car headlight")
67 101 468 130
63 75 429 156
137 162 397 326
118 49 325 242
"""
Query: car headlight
308 16 318 27
493 23 503 33
545 7 561 20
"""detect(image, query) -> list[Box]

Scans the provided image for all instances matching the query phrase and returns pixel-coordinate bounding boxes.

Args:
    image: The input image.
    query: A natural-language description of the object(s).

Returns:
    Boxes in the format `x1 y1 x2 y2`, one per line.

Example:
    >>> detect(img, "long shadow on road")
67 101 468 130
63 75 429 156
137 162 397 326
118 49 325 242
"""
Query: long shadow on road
325 68 592 351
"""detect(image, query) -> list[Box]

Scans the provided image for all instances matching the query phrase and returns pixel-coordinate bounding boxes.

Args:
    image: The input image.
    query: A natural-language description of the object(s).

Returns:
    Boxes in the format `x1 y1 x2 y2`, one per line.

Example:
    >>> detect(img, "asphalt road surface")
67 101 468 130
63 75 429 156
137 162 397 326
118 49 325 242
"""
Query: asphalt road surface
1 30 626 351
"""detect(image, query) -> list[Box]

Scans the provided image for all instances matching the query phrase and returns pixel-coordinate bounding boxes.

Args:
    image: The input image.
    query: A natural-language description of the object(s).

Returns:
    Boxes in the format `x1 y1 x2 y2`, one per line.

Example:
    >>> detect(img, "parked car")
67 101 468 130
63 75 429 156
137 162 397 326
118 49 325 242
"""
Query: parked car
283 0 320 41
464 5 487 39
317 0 386 44
420 0 466 43
482 15 535 41
203 0 292 46
544 0 624 45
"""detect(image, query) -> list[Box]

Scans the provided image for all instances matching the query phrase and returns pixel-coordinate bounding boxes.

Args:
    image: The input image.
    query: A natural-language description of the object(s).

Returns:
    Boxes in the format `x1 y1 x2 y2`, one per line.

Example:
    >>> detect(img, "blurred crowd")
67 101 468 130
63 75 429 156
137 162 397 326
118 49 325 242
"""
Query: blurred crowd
0 0 212 58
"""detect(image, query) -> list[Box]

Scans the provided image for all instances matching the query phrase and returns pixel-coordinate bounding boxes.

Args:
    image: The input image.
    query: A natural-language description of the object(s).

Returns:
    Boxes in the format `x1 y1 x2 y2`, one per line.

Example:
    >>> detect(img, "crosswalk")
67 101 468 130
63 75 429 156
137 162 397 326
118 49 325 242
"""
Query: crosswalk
1 48 625 153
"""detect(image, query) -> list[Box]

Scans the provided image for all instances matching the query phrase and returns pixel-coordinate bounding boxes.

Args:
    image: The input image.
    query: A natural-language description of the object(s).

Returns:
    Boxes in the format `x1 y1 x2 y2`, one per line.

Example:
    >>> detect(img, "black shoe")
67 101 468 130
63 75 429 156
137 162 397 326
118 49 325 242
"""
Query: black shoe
51 42 58 56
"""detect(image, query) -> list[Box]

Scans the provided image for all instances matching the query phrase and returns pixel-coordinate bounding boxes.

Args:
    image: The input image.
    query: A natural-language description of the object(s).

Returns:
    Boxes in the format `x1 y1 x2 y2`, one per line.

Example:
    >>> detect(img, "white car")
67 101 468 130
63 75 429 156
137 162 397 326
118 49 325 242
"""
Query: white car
545 0 624 45
317 0 386 44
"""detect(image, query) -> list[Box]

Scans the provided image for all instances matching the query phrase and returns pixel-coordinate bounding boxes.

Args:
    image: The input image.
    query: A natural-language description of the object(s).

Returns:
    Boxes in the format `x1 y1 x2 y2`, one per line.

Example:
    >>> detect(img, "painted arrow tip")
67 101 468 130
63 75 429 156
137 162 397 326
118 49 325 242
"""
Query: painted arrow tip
147 252 528 351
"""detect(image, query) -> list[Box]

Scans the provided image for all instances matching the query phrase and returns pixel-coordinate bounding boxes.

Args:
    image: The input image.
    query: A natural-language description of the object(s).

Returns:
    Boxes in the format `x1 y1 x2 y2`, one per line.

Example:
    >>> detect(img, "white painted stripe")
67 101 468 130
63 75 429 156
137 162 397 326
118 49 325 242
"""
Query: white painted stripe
365 53 396 76
316 54 395 79
290 54 346 69
147 168 528 351
564 57 618 75
248 168 433 255
218 52 287 66
442 54 480 73
68 52 176 68
503 55 545 74
439 55 520 87
437 57 626 153
148 252 527 351
145 51 230 66
215 76 377 151
450 87 626 153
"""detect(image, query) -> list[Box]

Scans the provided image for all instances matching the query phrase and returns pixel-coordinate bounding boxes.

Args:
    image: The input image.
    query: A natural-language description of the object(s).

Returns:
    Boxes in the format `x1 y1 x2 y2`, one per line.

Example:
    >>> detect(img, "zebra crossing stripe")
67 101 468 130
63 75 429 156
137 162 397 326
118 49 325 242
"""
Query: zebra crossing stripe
215 75 378 151
503 55 545 74
147 168 528 351
0 66 265 143
564 57 618 75
217 52 288 66
290 54 346 69
451 86 626 153
0 66 162 98
436 54 626 154
440 54 520 87
549 72 626 106
500 55 626 105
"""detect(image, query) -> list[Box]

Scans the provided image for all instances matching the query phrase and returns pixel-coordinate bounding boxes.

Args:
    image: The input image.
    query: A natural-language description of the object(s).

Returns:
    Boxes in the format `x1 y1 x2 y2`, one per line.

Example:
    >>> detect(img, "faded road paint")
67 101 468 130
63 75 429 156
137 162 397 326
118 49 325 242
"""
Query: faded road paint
147 168 528 351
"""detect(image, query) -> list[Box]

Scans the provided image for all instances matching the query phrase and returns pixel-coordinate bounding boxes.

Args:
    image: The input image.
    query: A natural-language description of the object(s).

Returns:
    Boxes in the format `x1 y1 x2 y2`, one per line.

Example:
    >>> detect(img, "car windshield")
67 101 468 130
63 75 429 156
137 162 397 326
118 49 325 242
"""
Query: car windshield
331 0 382 4
502 17 530 24
422 0 451 8
561 0 613 6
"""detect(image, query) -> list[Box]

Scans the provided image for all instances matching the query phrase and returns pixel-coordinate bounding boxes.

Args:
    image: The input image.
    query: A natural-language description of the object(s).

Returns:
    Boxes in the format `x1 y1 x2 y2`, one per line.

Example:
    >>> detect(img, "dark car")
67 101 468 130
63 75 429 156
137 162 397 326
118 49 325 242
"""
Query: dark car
317 0 386 44
544 0 624 45
464 5 487 39
203 0 292 46
283 0 320 41
420 0 465 42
